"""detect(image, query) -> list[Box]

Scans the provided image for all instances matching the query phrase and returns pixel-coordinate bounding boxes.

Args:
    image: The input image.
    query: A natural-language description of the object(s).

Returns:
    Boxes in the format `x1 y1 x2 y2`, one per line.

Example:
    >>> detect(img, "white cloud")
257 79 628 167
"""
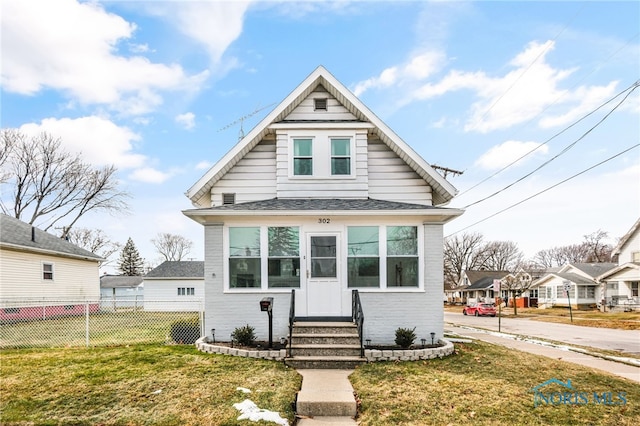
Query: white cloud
353 50 445 96
195 161 212 170
475 140 549 171
18 117 146 169
175 112 196 130
128 167 172 184
146 0 251 65
1 0 208 115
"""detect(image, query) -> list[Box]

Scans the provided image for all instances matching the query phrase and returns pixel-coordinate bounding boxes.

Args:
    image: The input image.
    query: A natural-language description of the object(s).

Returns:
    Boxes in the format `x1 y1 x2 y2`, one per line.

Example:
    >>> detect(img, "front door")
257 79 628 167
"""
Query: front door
306 233 342 316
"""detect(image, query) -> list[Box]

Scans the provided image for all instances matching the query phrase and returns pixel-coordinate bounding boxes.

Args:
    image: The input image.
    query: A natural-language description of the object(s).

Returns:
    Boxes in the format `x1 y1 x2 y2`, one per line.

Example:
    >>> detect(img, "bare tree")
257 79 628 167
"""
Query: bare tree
444 232 486 288
66 227 122 266
499 270 533 315
480 240 524 271
0 130 130 238
151 233 194 261
583 230 613 263
532 230 612 267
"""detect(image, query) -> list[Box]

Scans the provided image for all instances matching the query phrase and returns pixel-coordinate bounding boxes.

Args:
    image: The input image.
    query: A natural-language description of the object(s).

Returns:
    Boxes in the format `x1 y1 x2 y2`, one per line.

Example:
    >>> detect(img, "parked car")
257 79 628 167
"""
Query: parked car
463 303 497 317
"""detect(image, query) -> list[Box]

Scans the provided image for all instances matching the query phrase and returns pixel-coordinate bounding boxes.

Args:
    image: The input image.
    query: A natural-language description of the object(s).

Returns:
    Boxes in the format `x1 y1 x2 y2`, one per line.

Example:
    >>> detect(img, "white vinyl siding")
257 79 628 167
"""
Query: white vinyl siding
367 139 433 205
211 139 277 206
0 248 100 300
144 278 204 311
285 87 358 121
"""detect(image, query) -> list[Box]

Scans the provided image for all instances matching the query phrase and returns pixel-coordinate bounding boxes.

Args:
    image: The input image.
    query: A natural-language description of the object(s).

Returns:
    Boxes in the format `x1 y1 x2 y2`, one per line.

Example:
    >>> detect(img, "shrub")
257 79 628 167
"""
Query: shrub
170 319 201 344
232 324 256 346
395 327 416 348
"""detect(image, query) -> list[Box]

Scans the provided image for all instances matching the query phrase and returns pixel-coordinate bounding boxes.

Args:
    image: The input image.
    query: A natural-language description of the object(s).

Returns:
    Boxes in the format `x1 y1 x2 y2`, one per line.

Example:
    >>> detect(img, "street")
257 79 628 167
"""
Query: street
444 311 640 355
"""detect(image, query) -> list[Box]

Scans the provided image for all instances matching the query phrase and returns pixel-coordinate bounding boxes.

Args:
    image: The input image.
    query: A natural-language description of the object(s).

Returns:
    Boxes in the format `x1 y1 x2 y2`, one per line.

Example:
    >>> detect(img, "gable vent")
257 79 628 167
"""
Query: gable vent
222 193 236 205
314 98 327 111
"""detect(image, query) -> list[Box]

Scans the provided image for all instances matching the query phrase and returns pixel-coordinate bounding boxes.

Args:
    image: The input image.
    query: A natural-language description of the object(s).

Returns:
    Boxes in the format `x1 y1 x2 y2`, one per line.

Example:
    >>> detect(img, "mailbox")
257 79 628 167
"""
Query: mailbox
260 297 273 312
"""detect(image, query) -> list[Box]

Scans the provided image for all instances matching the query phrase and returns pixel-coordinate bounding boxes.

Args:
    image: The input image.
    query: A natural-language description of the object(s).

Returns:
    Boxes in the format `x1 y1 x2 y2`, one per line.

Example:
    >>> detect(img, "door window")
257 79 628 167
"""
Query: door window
310 236 337 278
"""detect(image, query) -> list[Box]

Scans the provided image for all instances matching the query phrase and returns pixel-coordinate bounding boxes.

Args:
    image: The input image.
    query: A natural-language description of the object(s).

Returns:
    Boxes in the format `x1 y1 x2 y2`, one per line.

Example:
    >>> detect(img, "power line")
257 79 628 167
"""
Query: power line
462 81 639 209
447 143 640 237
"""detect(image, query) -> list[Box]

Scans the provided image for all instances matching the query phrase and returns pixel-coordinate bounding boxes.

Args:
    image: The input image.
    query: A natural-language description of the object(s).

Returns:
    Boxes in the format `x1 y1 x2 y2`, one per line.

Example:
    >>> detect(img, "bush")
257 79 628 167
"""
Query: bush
395 327 416 349
232 324 256 346
170 319 201 344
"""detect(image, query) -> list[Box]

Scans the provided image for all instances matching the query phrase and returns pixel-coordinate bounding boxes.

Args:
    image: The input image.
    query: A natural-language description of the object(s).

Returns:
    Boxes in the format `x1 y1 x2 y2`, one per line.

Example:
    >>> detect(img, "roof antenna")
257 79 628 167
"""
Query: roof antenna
431 164 464 179
217 103 276 141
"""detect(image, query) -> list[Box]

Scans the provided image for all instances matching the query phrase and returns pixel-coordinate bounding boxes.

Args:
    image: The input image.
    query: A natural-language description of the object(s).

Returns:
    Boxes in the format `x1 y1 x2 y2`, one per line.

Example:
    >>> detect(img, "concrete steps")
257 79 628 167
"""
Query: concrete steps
285 321 366 370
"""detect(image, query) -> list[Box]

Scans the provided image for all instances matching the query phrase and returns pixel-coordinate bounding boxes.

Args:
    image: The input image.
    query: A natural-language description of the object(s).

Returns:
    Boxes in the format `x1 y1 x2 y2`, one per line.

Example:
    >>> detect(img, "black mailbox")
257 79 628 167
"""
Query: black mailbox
260 297 273 312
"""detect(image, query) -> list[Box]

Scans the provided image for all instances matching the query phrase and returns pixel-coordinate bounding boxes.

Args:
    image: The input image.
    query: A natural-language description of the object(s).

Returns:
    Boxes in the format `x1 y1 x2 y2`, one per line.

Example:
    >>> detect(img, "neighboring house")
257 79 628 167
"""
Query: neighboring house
598 218 640 311
144 261 204 311
457 270 509 305
533 263 616 309
0 214 103 321
183 66 463 344
99 274 144 310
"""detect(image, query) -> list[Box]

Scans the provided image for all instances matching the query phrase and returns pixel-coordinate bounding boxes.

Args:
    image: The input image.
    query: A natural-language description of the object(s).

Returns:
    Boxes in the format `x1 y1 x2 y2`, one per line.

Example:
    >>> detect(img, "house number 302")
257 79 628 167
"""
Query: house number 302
318 218 331 224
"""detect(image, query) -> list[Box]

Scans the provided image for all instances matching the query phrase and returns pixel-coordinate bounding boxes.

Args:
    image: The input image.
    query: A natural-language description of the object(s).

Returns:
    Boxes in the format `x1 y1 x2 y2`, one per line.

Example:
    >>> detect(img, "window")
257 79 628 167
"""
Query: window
607 282 618 291
293 139 313 176
633 252 640 262
546 286 553 299
529 288 539 298
43 263 54 280
229 227 261 288
632 281 639 297
348 227 379 288
178 287 195 296
314 98 327 111
556 284 575 298
310 236 337 278
268 227 300 288
331 138 351 175
387 226 418 287
578 286 595 299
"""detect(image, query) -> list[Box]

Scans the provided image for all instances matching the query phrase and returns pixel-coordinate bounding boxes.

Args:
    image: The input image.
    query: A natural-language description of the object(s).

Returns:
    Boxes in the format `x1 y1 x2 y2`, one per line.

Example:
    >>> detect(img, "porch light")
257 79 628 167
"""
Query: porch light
430 332 436 346
230 333 234 348
421 338 426 348
280 337 286 345
365 339 371 347
211 328 216 343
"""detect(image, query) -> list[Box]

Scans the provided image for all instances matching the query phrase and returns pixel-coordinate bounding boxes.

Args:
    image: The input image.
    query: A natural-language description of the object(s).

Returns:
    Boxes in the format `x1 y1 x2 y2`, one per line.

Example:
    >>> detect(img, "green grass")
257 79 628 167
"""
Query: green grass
0 312 200 349
0 344 301 425
350 341 640 425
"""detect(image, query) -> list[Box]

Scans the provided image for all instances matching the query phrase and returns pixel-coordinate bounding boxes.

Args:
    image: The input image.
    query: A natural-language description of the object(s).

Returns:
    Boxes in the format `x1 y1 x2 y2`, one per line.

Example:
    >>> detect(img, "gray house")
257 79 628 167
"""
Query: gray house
183 66 463 345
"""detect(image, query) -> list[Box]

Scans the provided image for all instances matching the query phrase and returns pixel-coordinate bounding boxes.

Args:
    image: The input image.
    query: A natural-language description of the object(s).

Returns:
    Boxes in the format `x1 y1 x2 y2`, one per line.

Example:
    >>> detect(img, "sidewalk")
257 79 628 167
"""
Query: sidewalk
445 324 640 383
296 369 357 426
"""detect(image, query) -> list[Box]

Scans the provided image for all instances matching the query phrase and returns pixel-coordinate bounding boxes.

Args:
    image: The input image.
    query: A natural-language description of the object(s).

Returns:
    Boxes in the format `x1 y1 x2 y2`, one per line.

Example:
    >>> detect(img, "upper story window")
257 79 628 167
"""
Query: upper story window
43 262 54 281
293 139 313 176
331 138 351 175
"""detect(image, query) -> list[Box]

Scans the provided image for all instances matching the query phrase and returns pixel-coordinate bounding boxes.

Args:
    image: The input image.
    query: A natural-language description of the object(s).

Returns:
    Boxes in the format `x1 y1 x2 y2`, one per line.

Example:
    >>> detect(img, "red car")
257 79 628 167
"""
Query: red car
463 303 497 317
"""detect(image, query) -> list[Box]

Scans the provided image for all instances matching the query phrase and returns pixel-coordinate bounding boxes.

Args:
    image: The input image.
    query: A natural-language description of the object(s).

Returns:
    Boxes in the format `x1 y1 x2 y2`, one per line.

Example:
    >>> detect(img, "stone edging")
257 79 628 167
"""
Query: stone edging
196 337 455 363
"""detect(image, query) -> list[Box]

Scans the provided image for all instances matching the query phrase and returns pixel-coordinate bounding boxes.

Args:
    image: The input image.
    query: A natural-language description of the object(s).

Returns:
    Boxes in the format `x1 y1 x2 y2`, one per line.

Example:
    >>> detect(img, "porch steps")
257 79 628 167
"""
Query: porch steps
285 322 366 369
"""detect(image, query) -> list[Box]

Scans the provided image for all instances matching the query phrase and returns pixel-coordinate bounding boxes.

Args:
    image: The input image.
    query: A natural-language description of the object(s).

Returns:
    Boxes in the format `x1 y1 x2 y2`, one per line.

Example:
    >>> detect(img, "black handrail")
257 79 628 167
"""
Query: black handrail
288 289 295 357
352 289 364 357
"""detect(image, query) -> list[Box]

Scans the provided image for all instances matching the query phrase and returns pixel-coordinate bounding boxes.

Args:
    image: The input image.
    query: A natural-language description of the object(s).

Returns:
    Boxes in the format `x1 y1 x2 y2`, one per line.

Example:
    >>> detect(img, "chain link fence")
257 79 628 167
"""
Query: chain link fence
0 298 204 349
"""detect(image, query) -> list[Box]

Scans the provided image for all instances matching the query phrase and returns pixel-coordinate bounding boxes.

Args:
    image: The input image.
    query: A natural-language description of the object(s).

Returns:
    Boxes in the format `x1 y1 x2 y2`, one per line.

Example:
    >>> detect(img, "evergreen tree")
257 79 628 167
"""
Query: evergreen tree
118 237 144 276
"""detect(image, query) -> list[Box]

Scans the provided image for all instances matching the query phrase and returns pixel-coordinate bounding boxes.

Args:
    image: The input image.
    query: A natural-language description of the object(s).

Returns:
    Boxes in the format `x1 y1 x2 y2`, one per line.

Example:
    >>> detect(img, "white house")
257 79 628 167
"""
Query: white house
183 66 463 345
99 274 144 310
534 263 616 309
144 261 204 312
598 218 640 310
0 214 103 321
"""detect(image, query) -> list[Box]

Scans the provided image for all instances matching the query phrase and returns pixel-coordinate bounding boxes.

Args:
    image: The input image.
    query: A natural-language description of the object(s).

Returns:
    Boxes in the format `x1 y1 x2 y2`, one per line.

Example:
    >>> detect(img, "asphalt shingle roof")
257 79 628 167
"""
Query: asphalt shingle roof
100 275 144 288
190 198 439 212
0 214 103 261
570 263 617 278
145 261 204 278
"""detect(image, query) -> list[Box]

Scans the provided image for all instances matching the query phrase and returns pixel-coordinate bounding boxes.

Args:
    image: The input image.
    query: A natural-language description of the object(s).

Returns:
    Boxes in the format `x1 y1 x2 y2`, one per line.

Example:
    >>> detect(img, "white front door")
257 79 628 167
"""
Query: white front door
306 233 342 316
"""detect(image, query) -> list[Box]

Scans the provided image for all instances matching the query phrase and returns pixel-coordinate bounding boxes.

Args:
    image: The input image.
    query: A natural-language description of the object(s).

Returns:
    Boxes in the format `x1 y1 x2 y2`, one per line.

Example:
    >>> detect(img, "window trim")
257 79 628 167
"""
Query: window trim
42 262 54 281
288 131 356 179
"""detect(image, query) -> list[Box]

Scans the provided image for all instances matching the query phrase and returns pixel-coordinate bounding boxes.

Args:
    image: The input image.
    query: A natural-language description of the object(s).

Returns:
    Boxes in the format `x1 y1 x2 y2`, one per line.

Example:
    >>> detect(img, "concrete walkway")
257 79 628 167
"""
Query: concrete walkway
296 369 357 425
445 324 640 383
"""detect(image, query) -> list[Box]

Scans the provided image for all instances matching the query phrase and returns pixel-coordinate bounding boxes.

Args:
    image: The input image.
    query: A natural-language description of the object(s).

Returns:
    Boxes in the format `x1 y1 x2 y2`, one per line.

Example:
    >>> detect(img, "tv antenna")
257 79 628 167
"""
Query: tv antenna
431 164 464 179
218 103 276 141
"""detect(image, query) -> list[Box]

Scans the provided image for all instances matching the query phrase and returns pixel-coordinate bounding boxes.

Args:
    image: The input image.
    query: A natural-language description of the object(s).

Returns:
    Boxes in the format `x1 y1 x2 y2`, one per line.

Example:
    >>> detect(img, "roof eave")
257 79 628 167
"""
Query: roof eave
1 242 105 262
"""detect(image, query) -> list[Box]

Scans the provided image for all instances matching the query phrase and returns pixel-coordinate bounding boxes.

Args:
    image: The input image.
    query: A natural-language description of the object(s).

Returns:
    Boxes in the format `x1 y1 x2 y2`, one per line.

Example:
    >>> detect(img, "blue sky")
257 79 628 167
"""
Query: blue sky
2 0 639 272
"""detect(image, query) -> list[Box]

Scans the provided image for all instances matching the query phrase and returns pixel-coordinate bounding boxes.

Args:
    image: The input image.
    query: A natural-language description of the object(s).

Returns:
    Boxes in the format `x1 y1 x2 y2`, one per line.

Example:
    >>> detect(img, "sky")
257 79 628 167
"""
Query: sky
2 0 639 273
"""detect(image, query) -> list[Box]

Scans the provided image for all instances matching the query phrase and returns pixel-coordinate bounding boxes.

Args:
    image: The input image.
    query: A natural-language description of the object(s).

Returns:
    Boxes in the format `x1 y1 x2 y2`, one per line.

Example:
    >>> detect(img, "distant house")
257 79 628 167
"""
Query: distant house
598 218 640 311
183 66 463 345
144 261 204 311
457 270 509 305
99 274 144 309
0 214 103 321
533 263 616 309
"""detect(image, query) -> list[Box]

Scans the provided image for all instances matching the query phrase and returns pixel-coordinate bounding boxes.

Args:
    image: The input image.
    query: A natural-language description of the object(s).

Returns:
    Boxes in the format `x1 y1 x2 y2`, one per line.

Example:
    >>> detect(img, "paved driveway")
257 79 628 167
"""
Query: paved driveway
444 311 640 355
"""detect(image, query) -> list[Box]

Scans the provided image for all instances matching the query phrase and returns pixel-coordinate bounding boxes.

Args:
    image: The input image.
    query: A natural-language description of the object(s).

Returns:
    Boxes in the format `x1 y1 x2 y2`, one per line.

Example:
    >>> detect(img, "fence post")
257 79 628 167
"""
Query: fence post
199 300 205 338
85 301 90 347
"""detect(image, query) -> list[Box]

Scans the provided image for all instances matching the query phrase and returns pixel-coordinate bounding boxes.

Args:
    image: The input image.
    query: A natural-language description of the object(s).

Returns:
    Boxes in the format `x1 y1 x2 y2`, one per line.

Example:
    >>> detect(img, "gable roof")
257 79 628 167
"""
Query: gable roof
100 275 144 288
0 214 103 262
598 262 640 281
612 217 640 256
565 263 617 278
145 261 205 279
186 66 457 206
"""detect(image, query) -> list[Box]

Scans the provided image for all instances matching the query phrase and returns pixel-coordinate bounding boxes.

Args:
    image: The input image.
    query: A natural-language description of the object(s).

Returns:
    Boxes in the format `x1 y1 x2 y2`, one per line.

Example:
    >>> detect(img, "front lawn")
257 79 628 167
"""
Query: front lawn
0 344 301 425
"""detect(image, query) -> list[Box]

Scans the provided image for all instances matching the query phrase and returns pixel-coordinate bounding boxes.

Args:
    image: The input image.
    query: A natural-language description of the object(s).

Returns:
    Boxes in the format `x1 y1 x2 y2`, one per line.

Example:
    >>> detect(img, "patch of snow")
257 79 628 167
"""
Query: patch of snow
232 399 289 426
236 387 252 393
